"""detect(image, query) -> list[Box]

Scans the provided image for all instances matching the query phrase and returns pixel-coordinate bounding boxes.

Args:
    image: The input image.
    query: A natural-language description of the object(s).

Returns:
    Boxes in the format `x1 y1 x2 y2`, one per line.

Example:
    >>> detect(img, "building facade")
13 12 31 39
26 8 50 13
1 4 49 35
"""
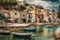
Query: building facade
20 11 27 23
0 10 20 23
20 11 35 23
27 13 35 23
10 10 20 23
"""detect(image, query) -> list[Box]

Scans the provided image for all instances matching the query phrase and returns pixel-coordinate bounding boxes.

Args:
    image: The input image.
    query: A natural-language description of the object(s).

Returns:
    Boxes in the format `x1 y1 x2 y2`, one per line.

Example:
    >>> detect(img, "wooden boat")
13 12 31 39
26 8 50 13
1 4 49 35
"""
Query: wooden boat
0 30 10 35
12 32 32 36
12 32 32 38
24 28 36 32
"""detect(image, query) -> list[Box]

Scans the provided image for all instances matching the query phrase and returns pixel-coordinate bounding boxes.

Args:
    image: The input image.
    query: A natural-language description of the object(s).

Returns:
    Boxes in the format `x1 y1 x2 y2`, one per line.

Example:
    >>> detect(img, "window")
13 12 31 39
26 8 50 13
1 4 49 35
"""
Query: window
28 14 32 18
7 20 11 23
22 19 26 23
28 20 31 23
15 13 17 15
15 19 18 23
23 14 25 16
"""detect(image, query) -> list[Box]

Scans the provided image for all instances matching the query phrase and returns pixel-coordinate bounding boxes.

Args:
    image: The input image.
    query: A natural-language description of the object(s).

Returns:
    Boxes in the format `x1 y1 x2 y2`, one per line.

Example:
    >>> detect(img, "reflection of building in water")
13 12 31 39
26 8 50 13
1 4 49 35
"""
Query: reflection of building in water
43 26 53 36
43 28 49 36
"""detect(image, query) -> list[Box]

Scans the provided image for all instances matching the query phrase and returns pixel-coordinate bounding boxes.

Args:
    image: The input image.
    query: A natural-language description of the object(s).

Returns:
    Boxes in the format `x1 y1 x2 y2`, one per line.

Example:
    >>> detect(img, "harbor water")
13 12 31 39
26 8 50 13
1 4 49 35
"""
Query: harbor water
0 25 60 40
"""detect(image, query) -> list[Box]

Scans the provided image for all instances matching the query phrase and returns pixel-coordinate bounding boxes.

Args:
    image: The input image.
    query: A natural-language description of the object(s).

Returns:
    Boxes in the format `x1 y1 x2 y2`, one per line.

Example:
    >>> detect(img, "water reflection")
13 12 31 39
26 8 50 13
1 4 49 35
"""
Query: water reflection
41 25 60 36
23 25 60 37
0 25 60 40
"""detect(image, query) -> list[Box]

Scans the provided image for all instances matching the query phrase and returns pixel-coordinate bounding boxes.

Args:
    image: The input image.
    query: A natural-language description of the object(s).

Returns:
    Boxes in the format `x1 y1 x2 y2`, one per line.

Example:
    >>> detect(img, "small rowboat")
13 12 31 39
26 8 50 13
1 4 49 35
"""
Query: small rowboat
12 32 32 39
0 30 10 35
12 32 32 37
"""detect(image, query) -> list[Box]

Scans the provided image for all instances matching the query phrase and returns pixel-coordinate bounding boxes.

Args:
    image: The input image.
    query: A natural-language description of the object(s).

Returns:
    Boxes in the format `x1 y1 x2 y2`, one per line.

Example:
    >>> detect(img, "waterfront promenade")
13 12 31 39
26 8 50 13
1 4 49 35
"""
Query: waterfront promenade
0 23 59 27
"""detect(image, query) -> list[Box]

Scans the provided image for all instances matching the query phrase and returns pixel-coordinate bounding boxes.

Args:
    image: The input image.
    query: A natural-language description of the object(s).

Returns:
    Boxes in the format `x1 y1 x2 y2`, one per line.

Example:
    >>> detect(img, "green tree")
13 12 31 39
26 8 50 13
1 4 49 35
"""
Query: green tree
58 12 60 18
19 5 26 11
58 5 60 18
52 9 55 12
39 6 44 9
12 2 17 6
36 5 44 9
0 13 8 29
0 13 7 21
0 13 7 28
24 3 29 6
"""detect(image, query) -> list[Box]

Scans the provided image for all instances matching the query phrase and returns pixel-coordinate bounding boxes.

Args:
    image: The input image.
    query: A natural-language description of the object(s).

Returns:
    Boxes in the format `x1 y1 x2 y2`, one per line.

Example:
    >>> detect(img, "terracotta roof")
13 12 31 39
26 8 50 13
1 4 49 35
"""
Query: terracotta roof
11 10 16 11
11 10 19 12
35 14 44 20
0 10 10 13
54 12 58 16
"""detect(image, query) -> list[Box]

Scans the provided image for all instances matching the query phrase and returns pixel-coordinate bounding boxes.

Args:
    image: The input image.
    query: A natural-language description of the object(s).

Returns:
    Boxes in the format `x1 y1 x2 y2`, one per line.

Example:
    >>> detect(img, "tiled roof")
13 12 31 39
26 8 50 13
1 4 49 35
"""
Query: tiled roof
0 10 10 13
54 12 57 16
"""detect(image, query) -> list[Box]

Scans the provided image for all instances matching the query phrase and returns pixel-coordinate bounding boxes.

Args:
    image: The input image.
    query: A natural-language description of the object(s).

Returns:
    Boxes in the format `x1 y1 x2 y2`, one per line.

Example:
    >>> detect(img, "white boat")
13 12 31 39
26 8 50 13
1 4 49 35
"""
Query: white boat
0 30 10 35
12 32 32 37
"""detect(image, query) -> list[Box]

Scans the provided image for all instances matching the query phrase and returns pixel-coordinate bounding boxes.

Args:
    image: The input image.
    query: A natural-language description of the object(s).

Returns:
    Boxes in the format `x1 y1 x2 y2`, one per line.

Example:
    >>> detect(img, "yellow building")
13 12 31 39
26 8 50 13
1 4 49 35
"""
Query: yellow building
0 9 20 23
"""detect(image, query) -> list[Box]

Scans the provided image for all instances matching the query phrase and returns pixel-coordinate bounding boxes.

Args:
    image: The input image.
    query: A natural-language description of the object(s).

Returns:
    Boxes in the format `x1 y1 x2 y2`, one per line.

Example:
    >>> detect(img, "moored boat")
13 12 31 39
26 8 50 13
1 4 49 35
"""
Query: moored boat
24 28 36 32
12 32 32 40
12 32 32 37
0 30 10 35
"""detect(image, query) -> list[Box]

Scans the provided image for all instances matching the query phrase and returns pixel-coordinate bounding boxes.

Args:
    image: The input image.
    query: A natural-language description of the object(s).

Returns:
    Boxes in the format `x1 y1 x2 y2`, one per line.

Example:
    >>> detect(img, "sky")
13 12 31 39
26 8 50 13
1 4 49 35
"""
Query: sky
26 0 59 12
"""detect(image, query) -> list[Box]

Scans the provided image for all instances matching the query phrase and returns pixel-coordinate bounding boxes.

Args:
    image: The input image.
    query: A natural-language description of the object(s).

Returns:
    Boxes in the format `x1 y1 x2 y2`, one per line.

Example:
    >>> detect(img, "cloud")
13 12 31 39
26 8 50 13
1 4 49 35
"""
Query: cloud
27 0 50 8
26 0 59 12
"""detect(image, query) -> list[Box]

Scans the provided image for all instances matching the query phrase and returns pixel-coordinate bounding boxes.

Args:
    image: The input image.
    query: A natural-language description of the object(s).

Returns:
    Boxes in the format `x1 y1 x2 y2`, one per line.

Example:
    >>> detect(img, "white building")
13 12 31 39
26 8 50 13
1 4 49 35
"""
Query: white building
40 9 49 22
27 13 35 23
20 11 27 23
